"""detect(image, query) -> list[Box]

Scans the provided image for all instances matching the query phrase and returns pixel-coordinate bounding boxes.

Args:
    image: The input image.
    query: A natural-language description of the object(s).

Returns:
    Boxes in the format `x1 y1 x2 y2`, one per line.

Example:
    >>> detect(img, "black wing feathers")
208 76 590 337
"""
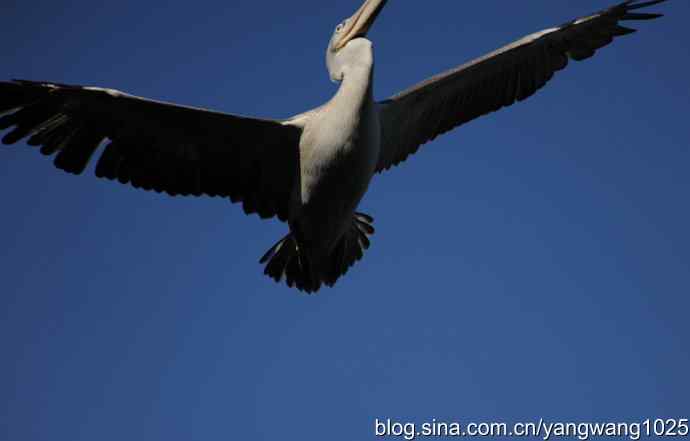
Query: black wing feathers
0 80 302 222
376 0 667 172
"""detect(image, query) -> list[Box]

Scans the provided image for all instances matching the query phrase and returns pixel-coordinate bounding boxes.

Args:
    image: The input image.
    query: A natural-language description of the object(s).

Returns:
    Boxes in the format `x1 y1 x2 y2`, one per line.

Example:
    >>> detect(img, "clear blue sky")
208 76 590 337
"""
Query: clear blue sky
1 1 688 440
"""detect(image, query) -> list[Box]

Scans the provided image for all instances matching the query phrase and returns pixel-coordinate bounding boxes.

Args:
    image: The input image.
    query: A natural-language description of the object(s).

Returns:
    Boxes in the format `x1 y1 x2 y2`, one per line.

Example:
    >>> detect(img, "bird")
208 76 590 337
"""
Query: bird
0 0 668 293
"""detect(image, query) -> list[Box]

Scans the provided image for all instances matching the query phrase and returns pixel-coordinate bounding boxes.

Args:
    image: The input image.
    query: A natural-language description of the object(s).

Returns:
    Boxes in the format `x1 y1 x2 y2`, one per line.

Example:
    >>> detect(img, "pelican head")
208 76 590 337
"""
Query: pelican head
326 0 387 82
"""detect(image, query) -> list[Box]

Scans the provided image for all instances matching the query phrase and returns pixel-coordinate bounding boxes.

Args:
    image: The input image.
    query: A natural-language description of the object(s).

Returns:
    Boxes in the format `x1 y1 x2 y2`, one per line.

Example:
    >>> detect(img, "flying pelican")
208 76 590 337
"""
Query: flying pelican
0 0 668 293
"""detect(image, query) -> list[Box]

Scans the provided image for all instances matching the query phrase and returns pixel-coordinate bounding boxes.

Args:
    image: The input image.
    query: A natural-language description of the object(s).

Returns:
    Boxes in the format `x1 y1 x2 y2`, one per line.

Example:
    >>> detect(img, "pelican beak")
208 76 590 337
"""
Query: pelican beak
334 0 388 51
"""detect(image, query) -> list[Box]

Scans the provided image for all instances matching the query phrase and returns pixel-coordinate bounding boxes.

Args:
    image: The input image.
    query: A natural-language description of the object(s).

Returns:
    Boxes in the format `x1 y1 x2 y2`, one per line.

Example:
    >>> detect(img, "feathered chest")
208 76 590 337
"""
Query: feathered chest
297 96 380 206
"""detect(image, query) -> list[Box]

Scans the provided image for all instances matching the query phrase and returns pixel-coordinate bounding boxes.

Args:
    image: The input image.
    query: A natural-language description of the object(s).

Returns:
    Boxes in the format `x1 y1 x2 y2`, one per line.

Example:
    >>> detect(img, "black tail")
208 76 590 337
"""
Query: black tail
260 233 319 293
260 213 375 293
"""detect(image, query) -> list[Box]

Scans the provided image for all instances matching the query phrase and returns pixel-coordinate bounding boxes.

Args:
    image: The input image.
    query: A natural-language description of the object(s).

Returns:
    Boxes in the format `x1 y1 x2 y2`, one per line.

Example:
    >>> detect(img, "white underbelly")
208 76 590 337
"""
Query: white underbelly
295 109 380 253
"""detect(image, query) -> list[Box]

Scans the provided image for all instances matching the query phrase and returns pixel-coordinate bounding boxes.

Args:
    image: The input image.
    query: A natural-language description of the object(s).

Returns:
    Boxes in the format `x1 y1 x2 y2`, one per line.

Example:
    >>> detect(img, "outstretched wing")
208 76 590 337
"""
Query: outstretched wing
376 0 667 172
0 80 303 222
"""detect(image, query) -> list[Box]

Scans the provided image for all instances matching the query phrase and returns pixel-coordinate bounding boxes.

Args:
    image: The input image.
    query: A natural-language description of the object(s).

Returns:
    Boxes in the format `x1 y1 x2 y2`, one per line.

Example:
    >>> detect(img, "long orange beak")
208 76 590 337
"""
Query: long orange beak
333 0 388 51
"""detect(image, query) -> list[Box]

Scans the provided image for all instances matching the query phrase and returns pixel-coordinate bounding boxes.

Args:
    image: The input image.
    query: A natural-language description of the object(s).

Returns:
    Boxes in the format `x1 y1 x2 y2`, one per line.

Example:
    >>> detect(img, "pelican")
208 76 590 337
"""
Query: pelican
0 0 668 293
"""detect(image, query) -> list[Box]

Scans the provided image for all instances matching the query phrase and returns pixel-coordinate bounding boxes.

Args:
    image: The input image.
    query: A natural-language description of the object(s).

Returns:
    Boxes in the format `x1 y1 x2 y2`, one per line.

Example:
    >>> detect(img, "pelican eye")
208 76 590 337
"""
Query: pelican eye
335 23 345 33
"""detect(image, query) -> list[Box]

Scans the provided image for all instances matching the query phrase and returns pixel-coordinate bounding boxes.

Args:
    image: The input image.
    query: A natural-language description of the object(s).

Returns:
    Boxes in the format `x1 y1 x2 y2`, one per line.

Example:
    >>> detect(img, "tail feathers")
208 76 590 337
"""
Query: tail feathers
323 213 375 287
260 233 320 293
260 212 375 293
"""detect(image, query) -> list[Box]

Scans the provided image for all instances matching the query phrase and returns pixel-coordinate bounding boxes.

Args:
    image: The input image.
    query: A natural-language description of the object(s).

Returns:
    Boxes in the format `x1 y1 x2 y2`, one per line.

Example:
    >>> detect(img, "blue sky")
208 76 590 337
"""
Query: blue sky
1 1 688 440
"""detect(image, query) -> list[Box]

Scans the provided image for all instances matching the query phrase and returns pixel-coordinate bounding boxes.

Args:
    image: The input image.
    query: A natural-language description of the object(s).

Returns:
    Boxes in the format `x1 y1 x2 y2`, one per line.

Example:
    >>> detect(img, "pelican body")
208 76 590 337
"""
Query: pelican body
293 41 379 272
0 0 668 292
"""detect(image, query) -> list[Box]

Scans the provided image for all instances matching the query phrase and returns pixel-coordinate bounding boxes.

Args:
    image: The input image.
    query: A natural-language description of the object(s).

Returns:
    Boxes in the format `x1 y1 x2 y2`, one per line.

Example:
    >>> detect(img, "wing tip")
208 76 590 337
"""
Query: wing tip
628 0 669 10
